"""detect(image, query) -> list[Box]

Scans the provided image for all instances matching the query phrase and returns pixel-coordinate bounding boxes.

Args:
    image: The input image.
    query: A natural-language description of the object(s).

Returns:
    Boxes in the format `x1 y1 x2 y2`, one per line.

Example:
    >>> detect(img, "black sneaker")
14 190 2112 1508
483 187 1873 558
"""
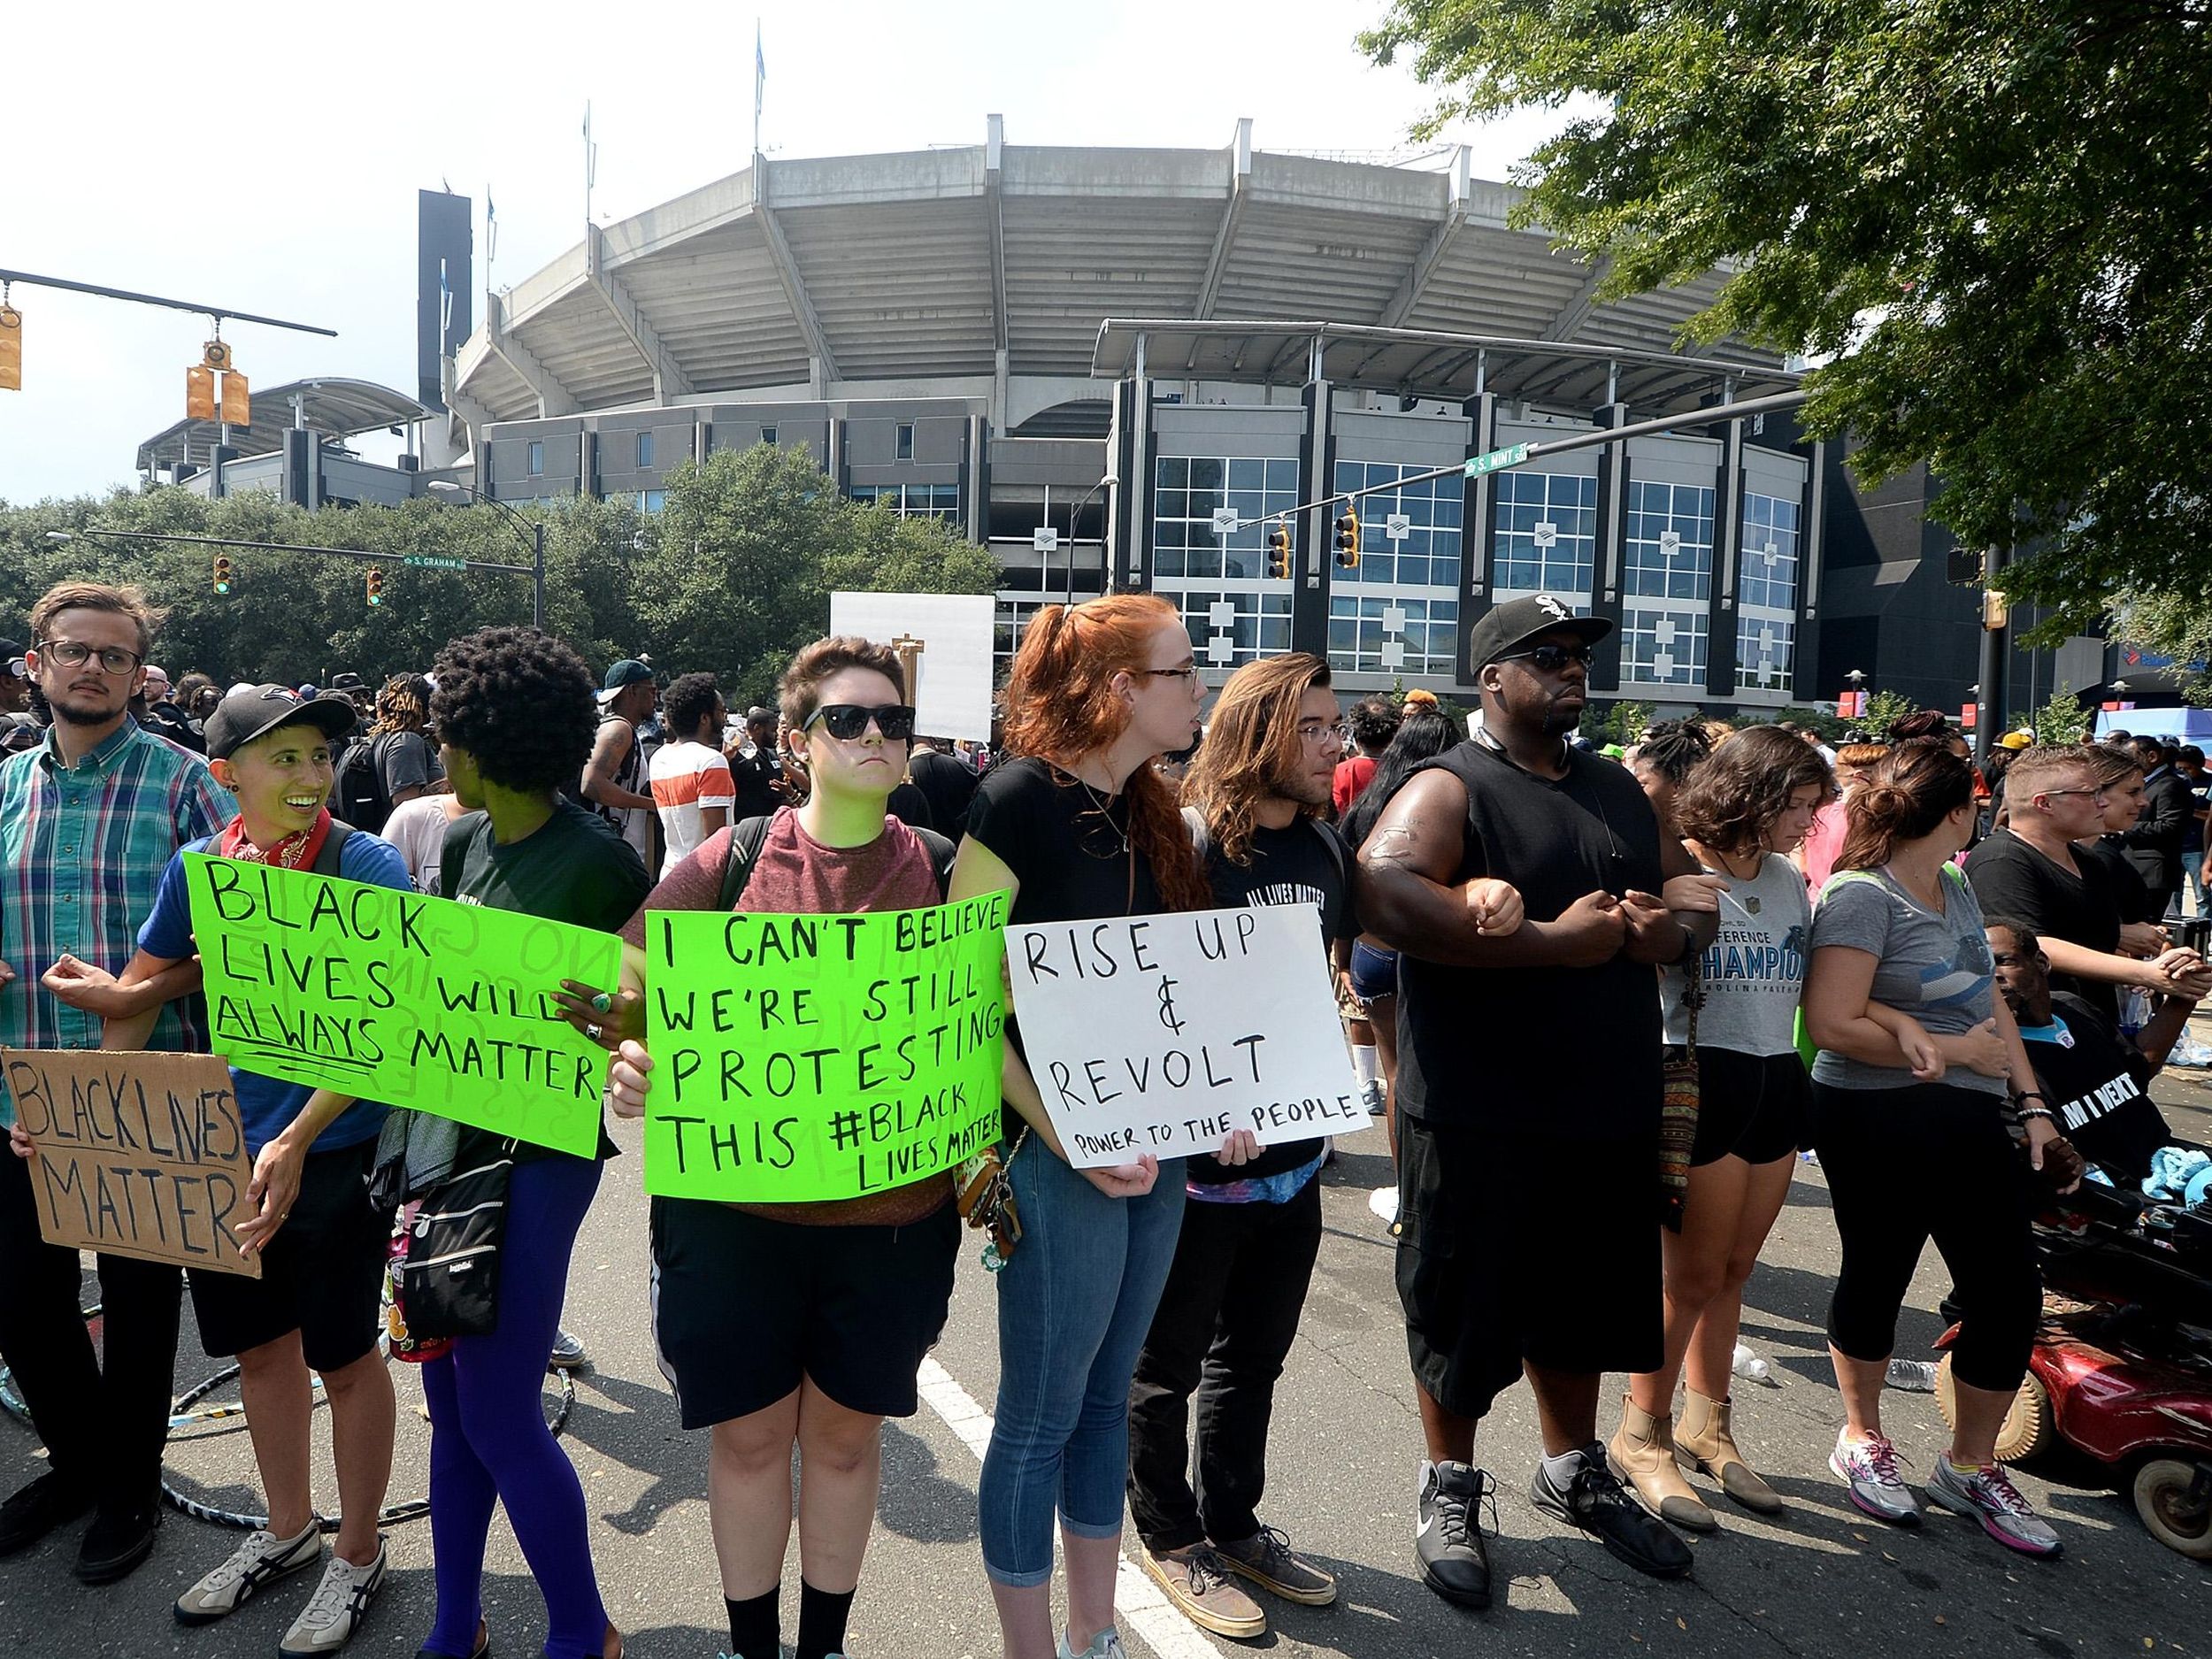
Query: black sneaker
1530 1448 1694 1578
74 1502 160 1585
0 1471 95 1556
1415 1460 1494 1609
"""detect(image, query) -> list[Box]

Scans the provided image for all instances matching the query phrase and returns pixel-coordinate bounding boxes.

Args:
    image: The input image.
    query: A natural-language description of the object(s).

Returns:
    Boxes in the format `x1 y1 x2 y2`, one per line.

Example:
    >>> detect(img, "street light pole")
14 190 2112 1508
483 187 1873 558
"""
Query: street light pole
428 480 545 629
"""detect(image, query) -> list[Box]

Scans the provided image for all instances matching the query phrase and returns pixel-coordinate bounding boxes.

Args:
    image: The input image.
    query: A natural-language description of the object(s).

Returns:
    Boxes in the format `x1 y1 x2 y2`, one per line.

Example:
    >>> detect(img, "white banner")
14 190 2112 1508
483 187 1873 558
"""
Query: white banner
1006 904 1366 1166
827 591 995 743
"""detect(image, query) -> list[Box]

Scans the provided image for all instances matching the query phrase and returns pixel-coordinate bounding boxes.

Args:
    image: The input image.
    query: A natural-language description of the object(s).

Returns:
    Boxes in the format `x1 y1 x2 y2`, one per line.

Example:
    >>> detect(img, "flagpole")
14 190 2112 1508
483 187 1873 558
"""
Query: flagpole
753 20 764 159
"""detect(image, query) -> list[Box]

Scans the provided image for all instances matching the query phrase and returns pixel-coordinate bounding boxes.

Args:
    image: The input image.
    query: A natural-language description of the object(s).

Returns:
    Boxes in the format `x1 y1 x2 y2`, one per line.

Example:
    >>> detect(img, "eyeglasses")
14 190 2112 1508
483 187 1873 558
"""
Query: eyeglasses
1296 719 1338 743
1497 643 1594 672
2039 787 2108 803
803 703 917 741
1143 665 1200 682
37 640 144 675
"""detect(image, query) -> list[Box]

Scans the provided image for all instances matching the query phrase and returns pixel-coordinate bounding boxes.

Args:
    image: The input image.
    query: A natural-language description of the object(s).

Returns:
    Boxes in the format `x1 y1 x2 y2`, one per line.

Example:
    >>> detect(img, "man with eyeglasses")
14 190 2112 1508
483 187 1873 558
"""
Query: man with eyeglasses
1966 744 2210 1025
1355 594 1720 1607
0 581 235 1584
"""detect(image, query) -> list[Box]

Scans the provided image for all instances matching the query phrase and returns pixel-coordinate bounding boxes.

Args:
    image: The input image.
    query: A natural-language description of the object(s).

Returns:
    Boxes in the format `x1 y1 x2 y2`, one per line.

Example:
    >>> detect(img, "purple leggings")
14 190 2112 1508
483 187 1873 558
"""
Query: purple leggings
422 1153 606 1659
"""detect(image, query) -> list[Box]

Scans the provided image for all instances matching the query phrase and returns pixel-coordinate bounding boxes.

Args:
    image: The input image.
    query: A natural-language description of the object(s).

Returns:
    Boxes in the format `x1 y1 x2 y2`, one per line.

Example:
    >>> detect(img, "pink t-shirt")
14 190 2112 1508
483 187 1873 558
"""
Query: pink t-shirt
1800 798 1847 895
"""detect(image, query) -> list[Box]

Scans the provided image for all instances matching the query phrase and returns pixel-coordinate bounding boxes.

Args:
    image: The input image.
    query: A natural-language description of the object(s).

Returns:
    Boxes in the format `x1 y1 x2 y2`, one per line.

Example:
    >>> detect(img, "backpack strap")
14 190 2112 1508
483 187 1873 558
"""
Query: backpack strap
913 826 958 901
717 814 779 910
310 823 356 877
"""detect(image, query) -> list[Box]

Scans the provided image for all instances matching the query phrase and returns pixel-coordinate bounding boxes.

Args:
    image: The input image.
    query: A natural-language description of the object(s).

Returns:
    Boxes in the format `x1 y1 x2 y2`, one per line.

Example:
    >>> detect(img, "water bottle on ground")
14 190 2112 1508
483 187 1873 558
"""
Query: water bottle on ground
1886 1357 1939 1392
1732 1343 1773 1385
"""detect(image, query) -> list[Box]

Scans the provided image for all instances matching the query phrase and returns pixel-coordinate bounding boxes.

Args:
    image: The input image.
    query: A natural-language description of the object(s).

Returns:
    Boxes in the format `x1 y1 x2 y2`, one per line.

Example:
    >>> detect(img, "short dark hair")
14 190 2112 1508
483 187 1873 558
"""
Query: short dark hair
430 626 598 795
777 636 906 736
2131 734 2170 767
31 580 162 657
1671 725 1835 855
663 672 722 741
1984 915 2043 960
1346 695 1401 755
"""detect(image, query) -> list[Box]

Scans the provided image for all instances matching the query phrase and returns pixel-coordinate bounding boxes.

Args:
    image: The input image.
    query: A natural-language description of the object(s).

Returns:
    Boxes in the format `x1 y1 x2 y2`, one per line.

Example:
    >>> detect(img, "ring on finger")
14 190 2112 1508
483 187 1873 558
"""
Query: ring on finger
586 1022 603 1041
590 992 613 1014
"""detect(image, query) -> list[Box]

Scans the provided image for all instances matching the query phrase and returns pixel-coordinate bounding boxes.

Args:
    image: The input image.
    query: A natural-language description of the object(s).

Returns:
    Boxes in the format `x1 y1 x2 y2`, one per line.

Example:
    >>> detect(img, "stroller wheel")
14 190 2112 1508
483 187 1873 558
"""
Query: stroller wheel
1934 1354 2053 1463
2133 1459 2212 1559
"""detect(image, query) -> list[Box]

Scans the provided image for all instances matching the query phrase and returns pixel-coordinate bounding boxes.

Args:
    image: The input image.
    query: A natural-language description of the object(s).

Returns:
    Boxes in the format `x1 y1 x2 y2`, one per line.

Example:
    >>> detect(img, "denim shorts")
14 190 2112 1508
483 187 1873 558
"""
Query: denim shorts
1348 938 1400 1003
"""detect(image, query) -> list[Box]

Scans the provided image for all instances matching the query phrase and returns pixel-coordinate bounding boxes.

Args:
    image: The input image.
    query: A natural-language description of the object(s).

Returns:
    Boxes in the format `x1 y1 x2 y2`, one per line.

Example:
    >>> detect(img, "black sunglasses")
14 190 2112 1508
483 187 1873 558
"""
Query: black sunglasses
1498 642 1595 672
804 703 917 741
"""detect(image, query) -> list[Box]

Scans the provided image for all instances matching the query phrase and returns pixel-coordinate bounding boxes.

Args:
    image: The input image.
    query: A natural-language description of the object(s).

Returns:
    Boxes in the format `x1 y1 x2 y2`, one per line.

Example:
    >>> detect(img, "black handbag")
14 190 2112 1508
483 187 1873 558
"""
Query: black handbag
394 1143 515 1340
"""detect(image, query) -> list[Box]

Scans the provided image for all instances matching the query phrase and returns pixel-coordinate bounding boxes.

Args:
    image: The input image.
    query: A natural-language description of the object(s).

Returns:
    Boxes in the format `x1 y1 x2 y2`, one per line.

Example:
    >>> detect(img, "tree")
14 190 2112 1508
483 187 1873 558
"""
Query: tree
2030 684 2093 747
1861 688 1921 739
1360 0 2212 636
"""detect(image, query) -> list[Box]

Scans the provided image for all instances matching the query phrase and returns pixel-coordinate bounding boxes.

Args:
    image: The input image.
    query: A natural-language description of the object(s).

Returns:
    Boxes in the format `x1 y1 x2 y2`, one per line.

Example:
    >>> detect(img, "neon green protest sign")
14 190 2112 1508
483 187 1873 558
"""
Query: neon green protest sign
185 854 617 1156
642 893 1007 1202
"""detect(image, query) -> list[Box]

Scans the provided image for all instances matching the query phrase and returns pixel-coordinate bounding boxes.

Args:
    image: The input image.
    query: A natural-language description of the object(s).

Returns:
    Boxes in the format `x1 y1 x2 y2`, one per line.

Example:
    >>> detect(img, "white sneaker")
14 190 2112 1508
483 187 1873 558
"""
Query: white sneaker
279 1539 388 1656
1925 1458 2062 1556
1830 1429 1922 1526
1057 1629 1128 1659
173 1523 322 1624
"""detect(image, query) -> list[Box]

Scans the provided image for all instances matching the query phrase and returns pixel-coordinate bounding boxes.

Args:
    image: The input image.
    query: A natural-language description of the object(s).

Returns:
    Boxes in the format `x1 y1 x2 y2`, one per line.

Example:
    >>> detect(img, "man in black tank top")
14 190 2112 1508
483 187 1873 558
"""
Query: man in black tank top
1355 595 1720 1606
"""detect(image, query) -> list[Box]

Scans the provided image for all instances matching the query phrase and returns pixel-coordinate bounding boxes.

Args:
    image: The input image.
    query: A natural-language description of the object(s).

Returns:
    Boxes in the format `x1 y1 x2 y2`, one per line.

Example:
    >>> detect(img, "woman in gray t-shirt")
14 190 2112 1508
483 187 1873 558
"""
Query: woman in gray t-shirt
1612 726 1830 1532
1801 739 2074 1558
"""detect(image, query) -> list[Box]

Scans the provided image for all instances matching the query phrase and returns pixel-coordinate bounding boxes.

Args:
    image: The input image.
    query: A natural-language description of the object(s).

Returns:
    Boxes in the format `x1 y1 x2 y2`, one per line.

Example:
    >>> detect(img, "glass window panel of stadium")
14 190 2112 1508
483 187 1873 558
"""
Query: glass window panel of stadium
1326 460 1463 677
1617 480 1716 691
1152 457 1299 669
1491 471 1597 603
850 483 961 521
1735 489 1801 693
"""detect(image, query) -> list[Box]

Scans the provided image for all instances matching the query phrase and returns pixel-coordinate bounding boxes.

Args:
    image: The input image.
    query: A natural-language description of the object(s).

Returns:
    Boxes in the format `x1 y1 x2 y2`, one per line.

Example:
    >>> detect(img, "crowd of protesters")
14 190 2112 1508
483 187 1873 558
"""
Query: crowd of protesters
1 575 2208 1659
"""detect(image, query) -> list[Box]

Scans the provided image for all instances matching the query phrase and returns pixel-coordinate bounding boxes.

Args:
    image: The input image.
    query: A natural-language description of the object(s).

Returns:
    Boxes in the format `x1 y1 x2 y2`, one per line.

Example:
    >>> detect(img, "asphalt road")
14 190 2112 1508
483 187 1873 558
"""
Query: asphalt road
7 1044 2212 1658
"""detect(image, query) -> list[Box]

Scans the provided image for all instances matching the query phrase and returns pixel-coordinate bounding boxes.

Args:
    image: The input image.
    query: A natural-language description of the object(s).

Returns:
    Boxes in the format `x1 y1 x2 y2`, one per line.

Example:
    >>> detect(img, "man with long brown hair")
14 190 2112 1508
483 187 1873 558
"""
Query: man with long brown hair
1125 653 1361 1636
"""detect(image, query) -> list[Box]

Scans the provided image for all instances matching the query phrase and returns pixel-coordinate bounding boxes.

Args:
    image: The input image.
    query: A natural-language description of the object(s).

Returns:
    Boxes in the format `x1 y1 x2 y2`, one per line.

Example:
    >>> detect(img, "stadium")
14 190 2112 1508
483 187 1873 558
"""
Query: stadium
162 119 2085 712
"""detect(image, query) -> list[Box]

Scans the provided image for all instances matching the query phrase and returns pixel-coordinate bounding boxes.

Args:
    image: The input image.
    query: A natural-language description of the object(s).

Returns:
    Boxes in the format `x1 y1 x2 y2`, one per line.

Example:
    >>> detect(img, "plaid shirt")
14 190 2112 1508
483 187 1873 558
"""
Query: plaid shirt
0 718 235 1125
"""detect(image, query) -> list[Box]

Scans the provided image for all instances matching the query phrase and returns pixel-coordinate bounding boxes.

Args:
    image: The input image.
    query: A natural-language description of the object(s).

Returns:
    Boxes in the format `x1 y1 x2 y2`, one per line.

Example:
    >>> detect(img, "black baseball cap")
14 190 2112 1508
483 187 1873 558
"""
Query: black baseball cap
597 659 655 703
1467 594 1614 670
204 683 358 761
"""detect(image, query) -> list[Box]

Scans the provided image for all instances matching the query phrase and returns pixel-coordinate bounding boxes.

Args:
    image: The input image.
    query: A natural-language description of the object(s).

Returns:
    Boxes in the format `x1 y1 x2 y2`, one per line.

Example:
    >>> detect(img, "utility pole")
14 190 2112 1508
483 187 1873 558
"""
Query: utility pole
1975 542 2008 766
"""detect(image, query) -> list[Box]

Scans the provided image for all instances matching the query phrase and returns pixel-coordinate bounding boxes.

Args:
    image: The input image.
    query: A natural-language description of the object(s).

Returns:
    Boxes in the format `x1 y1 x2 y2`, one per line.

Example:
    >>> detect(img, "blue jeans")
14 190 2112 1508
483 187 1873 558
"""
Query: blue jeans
979 1137 1187 1586
2185 849 2205 914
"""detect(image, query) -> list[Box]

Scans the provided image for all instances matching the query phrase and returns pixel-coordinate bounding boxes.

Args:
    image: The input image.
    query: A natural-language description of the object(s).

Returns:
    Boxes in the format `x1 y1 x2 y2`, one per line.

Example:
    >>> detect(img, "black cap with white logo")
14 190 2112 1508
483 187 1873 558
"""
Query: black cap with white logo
203 683 358 761
1466 594 1614 670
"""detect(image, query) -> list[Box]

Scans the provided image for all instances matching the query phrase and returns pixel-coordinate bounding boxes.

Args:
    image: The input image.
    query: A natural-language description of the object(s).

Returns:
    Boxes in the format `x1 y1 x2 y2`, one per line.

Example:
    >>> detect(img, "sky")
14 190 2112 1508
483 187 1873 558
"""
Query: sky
1 1 1580 503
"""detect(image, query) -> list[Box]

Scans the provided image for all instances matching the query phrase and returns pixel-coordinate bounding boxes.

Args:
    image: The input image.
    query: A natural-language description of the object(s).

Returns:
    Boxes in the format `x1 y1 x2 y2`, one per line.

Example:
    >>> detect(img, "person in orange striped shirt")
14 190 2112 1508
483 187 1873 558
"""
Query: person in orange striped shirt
649 672 735 872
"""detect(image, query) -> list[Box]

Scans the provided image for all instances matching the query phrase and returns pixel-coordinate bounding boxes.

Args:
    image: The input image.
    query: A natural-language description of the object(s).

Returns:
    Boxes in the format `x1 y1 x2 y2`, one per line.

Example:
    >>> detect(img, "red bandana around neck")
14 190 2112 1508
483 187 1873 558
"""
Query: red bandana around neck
219 808 335 872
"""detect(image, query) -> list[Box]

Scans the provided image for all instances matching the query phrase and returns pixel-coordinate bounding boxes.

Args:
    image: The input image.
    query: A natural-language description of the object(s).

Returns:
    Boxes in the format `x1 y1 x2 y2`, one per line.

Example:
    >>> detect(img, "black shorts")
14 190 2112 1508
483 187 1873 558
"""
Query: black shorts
1685 1047 1809 1167
649 1194 960 1430
188 1140 390 1373
1394 1116 1661 1421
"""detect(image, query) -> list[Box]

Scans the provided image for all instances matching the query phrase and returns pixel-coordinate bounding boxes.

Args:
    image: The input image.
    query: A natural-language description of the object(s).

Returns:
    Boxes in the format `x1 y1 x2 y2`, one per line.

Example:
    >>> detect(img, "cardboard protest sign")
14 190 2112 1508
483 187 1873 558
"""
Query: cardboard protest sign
642 893 1007 1202
5 1049 259 1277
185 855 617 1156
1006 903 1367 1167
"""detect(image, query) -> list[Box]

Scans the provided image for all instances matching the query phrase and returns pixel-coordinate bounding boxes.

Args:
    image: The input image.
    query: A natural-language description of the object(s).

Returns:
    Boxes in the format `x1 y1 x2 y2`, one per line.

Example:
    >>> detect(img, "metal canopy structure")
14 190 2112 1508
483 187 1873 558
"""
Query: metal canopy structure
1089 319 1797 415
449 119 1790 428
136 378 432 472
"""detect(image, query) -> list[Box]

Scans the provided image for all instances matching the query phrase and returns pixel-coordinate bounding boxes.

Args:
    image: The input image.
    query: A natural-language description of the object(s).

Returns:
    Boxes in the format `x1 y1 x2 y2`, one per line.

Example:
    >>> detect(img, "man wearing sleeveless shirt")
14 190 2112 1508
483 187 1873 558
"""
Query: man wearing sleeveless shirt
1356 595 1721 1607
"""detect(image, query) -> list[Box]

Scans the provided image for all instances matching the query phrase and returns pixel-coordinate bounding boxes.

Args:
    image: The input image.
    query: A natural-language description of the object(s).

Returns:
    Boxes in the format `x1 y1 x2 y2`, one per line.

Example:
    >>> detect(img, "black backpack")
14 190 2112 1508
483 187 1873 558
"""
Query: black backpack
333 733 396 834
718 812 958 910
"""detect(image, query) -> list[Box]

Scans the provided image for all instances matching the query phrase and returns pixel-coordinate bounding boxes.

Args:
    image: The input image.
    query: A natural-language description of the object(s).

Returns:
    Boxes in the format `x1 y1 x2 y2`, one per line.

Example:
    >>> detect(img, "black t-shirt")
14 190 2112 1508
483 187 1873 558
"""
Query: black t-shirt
887 780 934 833
441 800 652 1163
964 756 1166 925
1393 740 1665 1140
1187 816 1358 1186
909 747 979 838
2021 992 2170 1185
2083 836 2157 926
1966 828 2126 1020
728 748 785 821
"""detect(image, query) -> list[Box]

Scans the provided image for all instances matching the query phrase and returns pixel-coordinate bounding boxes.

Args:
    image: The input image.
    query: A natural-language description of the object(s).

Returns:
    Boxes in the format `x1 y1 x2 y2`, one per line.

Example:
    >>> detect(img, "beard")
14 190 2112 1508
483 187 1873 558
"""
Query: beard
1539 702 1584 737
50 692 126 726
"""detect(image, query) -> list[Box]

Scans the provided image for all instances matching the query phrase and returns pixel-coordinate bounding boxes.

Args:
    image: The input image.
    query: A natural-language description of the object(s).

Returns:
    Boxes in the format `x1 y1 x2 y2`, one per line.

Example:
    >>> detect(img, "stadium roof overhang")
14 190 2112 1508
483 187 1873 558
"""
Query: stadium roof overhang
136 378 433 472
1090 319 1798 417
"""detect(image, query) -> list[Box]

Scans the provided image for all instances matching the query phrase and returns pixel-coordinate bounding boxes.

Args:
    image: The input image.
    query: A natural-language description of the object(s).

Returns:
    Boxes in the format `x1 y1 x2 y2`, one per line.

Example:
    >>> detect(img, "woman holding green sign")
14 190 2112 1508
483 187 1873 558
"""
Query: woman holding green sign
419 627 650 1659
948 594 1226 1659
597 635 961 1659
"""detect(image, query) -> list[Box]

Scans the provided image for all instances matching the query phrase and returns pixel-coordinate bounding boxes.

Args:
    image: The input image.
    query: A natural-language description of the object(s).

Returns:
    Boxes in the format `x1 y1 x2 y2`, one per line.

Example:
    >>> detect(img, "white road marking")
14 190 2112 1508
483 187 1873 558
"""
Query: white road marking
915 1357 1224 1659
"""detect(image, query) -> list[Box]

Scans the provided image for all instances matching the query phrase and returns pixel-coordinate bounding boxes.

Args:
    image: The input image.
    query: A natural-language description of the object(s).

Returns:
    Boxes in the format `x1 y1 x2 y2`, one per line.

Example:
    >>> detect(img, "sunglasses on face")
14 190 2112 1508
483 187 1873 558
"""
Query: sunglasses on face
803 703 917 741
1498 642 1595 672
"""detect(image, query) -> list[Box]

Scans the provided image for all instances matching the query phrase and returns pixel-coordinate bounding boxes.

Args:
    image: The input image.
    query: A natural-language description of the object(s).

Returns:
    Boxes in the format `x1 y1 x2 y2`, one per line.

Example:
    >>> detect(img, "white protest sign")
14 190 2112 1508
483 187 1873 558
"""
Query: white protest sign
828 591 996 744
1006 903 1366 1166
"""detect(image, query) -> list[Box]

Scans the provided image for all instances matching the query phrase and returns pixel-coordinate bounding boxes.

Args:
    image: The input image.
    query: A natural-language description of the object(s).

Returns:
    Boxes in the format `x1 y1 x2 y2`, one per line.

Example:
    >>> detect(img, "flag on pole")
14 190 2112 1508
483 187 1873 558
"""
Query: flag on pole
754 21 766 156
486 188 497 264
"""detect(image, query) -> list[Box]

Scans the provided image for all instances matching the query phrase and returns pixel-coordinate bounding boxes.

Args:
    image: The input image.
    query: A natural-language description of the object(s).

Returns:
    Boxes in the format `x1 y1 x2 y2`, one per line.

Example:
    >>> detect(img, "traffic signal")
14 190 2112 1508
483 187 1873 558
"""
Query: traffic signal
219 369 250 426
1267 522 1293 580
211 556 234 595
1333 505 1361 569
365 566 385 607
187 364 218 421
0 303 21 392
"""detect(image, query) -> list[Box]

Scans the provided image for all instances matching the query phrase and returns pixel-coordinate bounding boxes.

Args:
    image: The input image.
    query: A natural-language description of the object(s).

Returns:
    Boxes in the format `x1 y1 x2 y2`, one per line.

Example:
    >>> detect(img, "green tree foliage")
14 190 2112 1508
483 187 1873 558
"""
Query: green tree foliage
1861 688 1921 739
2031 684 2093 746
0 451 996 698
1360 0 2212 634
2112 590 2212 706
1581 699 1655 745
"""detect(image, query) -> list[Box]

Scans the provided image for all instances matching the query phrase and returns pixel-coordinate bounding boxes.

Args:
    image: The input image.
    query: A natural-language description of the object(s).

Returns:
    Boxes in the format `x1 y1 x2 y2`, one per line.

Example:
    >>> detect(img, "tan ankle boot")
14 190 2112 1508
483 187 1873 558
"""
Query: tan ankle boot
1607 1395 1717 1532
1676 1387 1784 1515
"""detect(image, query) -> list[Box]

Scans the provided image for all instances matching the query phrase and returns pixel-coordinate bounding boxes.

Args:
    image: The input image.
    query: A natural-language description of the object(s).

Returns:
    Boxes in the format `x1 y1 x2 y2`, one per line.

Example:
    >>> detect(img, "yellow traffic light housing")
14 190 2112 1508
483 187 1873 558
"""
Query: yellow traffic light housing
365 566 386 607
187 364 218 421
0 303 21 392
1267 521 1293 580
1334 506 1361 568
211 556 234 595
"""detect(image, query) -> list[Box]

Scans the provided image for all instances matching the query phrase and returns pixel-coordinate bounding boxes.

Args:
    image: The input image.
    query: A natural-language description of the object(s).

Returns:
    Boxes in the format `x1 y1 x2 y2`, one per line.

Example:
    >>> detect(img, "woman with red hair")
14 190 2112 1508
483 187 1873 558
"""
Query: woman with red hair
951 595 1219 1659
